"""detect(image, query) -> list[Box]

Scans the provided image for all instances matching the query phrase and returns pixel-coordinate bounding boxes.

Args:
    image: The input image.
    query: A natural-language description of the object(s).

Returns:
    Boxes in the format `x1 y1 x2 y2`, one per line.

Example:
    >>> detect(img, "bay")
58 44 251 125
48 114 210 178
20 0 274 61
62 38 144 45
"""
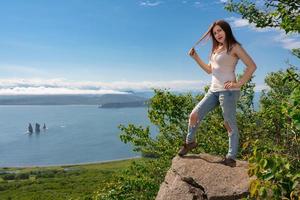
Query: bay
0 106 153 167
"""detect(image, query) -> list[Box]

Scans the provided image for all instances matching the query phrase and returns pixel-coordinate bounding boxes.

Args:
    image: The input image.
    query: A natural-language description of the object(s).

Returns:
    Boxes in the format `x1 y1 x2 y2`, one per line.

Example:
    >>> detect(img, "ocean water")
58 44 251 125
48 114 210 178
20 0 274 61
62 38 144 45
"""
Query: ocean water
0 106 153 167
0 92 262 167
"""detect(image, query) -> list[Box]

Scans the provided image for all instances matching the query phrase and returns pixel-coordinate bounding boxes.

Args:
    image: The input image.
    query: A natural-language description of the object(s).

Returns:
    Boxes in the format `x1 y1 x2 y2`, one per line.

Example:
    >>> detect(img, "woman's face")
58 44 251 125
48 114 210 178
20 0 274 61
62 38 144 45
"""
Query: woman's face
212 25 226 45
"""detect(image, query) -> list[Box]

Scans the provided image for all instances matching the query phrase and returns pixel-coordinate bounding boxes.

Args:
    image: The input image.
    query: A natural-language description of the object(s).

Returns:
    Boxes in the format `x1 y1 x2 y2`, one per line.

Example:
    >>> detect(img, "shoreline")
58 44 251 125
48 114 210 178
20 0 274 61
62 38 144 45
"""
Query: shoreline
0 156 141 169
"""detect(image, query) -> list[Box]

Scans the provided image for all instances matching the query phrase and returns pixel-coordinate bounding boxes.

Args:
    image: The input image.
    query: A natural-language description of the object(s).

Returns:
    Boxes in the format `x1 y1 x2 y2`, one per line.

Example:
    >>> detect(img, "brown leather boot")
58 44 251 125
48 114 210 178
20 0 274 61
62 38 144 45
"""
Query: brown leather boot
220 156 236 167
178 142 197 157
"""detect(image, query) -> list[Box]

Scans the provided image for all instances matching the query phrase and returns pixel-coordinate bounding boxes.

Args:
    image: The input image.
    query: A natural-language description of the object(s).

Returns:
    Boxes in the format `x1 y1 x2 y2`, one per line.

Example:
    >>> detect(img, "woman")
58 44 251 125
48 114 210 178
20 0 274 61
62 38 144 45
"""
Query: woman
178 19 257 166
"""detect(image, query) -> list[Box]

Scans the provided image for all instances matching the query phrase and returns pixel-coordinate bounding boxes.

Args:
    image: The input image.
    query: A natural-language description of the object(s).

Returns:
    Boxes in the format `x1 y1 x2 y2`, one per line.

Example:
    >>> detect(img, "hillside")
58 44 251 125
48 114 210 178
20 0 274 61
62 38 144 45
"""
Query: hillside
0 158 139 200
0 93 148 107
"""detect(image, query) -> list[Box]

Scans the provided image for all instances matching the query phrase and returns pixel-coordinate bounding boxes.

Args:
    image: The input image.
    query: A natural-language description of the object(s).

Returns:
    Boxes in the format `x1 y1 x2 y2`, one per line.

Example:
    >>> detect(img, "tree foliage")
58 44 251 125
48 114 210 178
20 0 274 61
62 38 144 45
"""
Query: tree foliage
258 67 299 152
248 139 300 200
248 67 300 200
224 0 300 34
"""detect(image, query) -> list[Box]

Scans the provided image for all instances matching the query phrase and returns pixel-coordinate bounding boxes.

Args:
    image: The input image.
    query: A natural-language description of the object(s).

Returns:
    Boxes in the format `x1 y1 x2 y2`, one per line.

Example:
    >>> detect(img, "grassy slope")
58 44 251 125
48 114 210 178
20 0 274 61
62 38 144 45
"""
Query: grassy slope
0 158 139 200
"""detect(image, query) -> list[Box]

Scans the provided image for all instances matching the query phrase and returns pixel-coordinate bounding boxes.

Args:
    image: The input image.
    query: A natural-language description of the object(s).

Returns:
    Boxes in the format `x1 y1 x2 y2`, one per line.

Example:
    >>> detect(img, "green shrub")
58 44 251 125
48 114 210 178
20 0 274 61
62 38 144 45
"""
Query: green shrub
248 140 300 199
2 174 15 181
15 173 29 180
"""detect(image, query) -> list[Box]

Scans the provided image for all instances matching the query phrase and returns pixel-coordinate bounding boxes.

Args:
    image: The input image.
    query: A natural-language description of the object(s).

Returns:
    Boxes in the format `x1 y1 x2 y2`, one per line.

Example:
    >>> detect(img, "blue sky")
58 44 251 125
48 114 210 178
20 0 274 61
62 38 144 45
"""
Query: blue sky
0 0 299 94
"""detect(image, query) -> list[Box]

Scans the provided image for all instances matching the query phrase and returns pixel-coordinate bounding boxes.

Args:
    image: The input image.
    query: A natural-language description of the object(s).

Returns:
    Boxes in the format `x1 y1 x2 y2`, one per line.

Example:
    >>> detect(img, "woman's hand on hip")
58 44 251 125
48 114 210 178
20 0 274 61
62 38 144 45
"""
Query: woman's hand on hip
224 81 242 89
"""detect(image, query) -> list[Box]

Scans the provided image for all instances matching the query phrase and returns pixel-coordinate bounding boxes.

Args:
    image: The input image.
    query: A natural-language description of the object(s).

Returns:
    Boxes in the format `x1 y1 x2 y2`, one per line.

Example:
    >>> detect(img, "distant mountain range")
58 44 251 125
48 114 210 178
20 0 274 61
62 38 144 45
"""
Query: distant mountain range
0 93 149 108
0 91 261 109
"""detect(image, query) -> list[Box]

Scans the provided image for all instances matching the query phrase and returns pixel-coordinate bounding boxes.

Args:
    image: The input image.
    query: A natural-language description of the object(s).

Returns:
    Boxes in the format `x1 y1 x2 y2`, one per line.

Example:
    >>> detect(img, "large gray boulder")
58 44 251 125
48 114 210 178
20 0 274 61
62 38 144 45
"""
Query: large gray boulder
156 153 254 200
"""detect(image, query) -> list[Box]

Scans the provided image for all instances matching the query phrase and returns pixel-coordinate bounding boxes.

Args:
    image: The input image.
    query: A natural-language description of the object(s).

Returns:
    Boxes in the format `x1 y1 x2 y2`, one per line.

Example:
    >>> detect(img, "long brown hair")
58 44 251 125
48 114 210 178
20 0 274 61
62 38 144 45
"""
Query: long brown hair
192 19 240 58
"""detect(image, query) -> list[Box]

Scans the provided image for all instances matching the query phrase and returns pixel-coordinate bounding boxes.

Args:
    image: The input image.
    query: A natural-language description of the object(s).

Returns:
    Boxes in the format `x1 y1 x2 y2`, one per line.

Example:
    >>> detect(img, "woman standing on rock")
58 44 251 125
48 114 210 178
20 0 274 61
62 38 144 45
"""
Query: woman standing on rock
178 19 257 166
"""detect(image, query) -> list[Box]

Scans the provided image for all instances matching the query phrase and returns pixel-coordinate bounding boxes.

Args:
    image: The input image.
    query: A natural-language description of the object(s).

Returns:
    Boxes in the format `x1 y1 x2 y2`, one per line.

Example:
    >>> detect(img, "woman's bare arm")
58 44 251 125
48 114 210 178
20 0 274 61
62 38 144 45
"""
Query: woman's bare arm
188 48 212 74
224 44 257 89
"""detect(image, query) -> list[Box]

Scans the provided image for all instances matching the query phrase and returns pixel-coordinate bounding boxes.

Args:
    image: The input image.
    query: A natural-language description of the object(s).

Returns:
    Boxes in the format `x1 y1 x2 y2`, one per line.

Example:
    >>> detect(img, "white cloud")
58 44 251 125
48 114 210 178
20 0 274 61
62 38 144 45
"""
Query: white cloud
139 1 162 7
226 16 276 32
226 16 268 31
273 32 300 50
0 78 268 94
194 1 204 8
0 87 127 95
228 17 250 28
0 78 208 95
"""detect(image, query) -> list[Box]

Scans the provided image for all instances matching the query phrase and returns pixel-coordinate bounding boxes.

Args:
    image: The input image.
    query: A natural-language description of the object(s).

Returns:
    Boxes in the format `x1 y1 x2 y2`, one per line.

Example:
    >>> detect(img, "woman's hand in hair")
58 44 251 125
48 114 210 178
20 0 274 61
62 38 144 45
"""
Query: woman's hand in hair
188 47 198 59
224 81 242 89
188 47 212 74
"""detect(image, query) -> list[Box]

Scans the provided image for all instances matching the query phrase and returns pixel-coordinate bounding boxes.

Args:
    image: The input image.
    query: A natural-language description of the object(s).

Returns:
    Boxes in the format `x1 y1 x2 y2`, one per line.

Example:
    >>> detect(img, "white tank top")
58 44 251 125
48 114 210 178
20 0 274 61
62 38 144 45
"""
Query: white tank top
209 49 240 92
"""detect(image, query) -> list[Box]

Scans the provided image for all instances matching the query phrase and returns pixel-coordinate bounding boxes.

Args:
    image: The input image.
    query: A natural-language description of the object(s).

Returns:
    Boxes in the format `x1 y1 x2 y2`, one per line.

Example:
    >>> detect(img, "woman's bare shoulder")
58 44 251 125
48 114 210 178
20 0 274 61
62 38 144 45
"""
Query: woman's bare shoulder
232 43 246 52
231 43 245 57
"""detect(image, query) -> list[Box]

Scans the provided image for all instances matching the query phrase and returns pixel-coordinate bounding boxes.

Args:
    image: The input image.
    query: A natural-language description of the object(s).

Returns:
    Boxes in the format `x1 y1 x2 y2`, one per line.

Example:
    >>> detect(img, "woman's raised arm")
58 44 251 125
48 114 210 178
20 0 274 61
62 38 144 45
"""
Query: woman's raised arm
188 47 212 74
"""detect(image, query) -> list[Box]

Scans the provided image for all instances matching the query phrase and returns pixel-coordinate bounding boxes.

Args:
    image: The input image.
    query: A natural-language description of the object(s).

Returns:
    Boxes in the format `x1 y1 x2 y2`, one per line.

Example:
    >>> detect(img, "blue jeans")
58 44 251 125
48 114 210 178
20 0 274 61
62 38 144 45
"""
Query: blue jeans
186 89 241 159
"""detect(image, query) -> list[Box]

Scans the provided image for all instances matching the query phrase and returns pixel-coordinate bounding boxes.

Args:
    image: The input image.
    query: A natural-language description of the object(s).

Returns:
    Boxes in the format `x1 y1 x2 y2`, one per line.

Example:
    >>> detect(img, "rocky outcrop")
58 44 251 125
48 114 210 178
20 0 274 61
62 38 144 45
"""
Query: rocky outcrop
156 153 253 200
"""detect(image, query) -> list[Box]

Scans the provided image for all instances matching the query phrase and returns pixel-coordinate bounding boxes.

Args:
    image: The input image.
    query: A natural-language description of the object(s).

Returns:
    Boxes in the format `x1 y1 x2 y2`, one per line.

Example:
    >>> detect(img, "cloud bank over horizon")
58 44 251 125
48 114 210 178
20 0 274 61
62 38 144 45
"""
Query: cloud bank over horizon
0 78 268 95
